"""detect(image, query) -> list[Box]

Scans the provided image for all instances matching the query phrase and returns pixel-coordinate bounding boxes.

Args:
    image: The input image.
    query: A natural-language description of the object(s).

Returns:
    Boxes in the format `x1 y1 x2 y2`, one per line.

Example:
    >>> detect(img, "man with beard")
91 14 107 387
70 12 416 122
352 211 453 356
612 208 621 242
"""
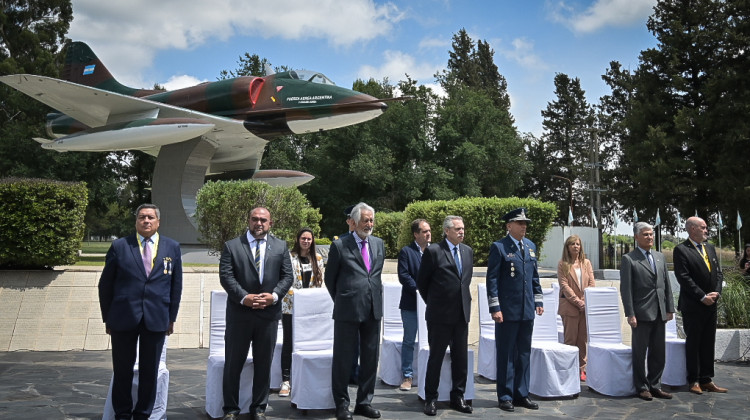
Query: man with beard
325 202 385 420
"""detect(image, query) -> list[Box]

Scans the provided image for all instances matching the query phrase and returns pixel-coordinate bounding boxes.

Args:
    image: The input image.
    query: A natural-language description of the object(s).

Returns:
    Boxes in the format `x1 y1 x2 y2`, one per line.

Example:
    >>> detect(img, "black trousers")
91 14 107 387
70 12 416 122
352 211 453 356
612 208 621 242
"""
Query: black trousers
281 313 292 381
222 309 278 415
424 320 468 401
109 321 165 420
682 309 717 384
331 317 380 408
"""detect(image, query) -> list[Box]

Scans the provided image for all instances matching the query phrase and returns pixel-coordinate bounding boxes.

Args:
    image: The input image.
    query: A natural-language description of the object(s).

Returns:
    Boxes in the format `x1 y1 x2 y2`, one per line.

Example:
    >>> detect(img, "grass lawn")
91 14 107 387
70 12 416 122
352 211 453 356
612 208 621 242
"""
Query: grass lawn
76 241 216 267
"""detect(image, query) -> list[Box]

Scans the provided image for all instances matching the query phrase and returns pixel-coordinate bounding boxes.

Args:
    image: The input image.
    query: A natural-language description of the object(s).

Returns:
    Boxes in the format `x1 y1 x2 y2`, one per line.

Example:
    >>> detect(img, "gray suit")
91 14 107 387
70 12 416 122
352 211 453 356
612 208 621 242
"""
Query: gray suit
325 233 384 409
219 233 293 415
620 248 674 392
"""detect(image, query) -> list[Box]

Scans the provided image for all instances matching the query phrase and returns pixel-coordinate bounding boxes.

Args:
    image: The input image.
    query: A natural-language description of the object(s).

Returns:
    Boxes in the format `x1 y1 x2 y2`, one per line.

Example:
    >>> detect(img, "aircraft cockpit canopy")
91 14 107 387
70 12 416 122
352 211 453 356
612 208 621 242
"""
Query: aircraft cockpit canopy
288 70 336 86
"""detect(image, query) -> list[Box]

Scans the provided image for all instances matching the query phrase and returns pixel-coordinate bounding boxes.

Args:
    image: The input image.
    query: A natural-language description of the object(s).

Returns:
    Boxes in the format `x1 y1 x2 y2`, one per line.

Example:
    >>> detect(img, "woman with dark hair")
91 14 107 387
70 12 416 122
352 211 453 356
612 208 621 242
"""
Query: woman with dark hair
278 228 325 397
557 234 596 381
739 243 750 277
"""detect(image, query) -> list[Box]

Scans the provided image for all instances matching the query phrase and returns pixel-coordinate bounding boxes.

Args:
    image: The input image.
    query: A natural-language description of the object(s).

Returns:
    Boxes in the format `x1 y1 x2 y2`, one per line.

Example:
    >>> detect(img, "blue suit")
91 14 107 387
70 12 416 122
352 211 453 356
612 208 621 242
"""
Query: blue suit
99 234 182 419
486 235 542 402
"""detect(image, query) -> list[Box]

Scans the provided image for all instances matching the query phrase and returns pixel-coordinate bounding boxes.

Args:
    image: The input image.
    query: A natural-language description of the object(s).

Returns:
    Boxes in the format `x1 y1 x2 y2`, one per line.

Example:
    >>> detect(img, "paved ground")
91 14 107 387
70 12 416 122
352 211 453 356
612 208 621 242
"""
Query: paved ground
0 348 747 419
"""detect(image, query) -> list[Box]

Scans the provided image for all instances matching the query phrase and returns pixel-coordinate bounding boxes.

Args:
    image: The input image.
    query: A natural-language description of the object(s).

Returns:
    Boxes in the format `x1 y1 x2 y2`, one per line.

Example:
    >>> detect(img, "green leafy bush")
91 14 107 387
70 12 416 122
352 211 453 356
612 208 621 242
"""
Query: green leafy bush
0 178 87 269
195 180 321 253
397 197 557 265
374 211 405 258
718 268 750 328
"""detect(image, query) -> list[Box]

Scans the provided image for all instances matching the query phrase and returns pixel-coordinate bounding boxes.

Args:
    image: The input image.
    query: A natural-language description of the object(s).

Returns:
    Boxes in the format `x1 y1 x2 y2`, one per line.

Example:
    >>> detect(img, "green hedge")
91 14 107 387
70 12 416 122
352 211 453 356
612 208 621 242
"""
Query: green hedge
374 211 405 259
0 178 88 269
397 197 557 265
195 180 322 253
718 268 750 328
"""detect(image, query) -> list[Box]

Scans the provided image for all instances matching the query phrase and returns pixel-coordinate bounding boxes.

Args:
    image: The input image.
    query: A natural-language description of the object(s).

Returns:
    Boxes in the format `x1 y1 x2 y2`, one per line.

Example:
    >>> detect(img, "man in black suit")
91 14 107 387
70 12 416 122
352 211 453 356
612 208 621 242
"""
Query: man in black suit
219 207 293 420
620 222 674 401
416 215 473 416
673 216 727 395
99 204 183 420
396 219 431 391
325 202 385 420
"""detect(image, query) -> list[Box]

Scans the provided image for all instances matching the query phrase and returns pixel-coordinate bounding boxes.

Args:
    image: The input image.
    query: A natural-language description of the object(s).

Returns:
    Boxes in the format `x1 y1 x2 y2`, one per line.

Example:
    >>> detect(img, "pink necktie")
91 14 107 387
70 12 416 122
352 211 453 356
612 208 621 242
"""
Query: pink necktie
361 240 371 272
142 238 152 276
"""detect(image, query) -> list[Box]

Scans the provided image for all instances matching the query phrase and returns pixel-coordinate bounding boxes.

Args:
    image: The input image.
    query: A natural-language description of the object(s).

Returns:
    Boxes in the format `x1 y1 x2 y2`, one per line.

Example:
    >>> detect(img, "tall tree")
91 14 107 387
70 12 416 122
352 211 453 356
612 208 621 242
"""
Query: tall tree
535 73 595 225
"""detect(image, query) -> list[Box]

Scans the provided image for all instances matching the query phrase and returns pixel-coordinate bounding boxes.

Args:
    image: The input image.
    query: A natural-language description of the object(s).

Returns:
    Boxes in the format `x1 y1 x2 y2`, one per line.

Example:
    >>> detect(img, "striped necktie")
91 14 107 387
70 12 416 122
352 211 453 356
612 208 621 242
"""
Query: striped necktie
254 239 262 272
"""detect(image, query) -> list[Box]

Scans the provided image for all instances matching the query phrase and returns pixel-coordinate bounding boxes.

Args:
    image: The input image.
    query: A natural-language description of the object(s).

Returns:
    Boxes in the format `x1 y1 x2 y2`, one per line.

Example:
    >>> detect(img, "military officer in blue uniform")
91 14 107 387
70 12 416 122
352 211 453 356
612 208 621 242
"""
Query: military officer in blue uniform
486 208 544 413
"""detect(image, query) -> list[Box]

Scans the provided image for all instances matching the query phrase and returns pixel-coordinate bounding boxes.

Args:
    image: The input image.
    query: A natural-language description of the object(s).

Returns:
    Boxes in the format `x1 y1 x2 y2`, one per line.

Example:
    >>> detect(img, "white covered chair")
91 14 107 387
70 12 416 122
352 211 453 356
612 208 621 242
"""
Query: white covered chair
662 317 687 386
289 288 336 410
103 337 169 420
379 282 418 386
529 285 580 397
476 283 496 380
416 292 475 401
584 287 635 396
204 290 283 418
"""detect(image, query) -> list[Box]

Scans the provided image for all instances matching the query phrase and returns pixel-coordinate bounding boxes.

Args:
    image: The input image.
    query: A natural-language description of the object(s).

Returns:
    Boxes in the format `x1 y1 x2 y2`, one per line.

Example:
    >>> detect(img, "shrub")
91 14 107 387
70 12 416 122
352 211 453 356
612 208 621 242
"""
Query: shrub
0 178 88 269
397 197 557 265
374 211 405 259
195 180 321 253
718 268 750 328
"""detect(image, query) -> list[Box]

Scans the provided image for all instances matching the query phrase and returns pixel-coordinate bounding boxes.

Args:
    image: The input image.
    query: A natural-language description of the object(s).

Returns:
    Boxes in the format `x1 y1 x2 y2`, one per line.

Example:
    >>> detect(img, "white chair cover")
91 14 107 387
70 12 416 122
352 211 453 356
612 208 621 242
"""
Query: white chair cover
584 287 635 396
529 286 580 397
379 282 418 386
476 283 496 380
662 317 687 386
204 291 283 418
552 283 566 343
290 288 336 410
416 292 475 401
103 338 169 420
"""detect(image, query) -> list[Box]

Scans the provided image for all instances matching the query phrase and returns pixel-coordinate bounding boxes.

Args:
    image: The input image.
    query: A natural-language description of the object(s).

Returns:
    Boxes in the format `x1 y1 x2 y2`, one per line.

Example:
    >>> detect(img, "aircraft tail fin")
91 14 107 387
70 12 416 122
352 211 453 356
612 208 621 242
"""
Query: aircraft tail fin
62 41 159 97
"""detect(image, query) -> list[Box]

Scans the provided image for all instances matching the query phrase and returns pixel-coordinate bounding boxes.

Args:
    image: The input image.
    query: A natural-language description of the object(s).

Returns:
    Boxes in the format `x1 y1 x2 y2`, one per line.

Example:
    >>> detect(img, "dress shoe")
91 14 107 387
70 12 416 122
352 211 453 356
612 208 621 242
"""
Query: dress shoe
700 382 728 393
222 413 239 420
336 405 353 420
650 388 673 399
449 396 473 414
250 411 266 420
689 382 703 394
513 397 539 410
353 404 381 419
638 390 653 401
399 376 412 391
499 400 515 412
423 399 437 416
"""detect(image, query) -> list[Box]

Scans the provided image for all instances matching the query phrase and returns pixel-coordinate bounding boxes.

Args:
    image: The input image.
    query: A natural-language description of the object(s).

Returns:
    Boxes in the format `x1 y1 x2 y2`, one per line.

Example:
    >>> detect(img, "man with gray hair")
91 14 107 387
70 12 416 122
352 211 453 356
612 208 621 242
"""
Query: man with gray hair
417 216 474 416
325 202 385 420
620 222 674 401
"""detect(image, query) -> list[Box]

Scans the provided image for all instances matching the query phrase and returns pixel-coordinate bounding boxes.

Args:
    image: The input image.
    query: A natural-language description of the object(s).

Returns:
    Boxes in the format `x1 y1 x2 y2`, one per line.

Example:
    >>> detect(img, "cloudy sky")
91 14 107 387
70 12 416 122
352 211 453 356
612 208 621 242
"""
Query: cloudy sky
68 0 659 138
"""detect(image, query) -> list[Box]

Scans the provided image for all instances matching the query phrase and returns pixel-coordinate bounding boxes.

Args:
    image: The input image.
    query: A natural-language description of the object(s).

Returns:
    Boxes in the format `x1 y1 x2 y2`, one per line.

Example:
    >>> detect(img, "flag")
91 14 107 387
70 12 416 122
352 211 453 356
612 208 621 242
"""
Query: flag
718 211 723 229
695 209 698 217
655 209 661 227
738 210 743 231
591 207 597 227
612 209 619 229
568 208 574 226
633 208 638 222
676 210 682 228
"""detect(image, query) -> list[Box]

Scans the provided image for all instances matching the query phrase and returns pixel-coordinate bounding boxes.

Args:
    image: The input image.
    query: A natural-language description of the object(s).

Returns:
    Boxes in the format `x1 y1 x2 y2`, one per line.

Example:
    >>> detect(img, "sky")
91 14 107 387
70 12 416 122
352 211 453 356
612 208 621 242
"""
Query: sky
67 0 661 235
67 0 659 138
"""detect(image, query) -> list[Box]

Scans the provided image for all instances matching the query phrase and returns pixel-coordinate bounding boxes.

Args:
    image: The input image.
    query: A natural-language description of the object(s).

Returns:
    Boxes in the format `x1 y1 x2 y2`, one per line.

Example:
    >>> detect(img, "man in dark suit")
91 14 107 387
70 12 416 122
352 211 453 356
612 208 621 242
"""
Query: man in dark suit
486 208 543 413
99 203 183 420
673 216 727 394
620 222 675 401
396 219 431 391
325 202 384 420
416 215 473 416
219 207 293 420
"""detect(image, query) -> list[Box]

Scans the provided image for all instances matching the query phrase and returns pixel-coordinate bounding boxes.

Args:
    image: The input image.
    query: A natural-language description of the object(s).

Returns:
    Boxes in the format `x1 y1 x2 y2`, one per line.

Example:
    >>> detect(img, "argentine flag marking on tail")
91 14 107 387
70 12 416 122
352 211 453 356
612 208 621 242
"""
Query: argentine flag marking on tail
83 65 96 75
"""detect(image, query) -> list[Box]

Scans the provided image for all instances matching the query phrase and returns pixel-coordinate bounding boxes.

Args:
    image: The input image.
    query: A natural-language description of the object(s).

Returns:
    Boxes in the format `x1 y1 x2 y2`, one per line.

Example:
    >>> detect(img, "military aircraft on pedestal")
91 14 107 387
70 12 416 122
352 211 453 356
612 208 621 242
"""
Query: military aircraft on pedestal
1 41 407 243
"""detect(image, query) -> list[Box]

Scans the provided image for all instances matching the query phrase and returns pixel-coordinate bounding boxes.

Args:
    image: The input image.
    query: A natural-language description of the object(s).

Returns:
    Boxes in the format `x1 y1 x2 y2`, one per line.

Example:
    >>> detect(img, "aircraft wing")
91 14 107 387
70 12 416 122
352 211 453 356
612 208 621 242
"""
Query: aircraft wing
0 74 266 172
